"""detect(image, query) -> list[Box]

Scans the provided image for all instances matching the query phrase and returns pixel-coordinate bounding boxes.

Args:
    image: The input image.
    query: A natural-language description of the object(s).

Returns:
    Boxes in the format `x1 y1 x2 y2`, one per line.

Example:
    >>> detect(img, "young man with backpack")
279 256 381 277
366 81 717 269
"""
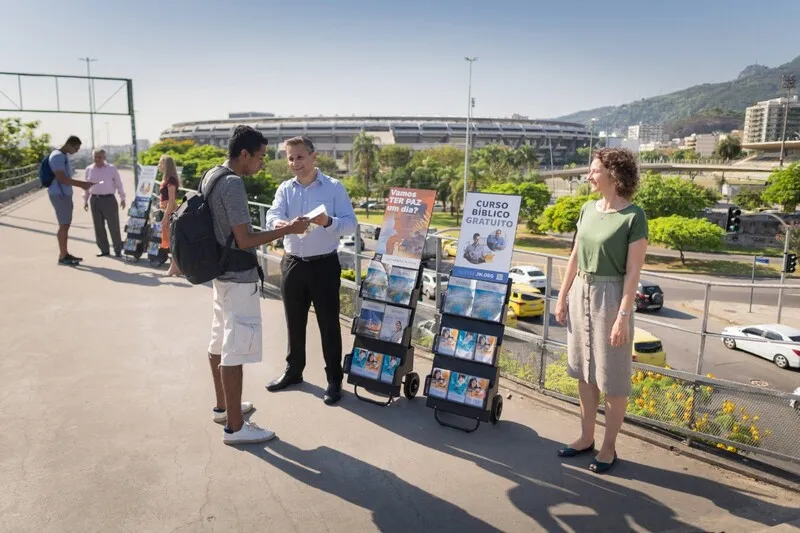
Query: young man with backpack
41 136 94 265
193 125 309 445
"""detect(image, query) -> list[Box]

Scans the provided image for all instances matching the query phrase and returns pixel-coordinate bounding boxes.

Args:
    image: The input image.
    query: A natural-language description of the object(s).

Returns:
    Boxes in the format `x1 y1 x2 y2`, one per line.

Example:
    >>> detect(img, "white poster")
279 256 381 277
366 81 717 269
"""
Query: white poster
451 192 521 283
135 166 158 200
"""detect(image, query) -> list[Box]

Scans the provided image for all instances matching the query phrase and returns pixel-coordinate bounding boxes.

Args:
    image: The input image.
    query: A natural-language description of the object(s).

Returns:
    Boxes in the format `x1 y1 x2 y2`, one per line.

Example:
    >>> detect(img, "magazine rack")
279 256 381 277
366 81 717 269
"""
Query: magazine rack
343 263 425 407
122 197 153 263
423 278 513 433
146 209 169 268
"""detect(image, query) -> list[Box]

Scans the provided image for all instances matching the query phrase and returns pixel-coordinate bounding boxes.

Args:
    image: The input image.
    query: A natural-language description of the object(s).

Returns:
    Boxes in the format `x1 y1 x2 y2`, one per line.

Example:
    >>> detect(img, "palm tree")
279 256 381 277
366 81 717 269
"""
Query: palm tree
352 132 381 216
514 144 539 176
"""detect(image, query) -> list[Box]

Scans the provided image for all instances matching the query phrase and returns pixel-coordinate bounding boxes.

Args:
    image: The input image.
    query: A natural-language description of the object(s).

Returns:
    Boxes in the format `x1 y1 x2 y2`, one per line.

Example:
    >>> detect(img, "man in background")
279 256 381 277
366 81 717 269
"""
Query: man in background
48 136 93 266
266 136 357 405
83 149 126 257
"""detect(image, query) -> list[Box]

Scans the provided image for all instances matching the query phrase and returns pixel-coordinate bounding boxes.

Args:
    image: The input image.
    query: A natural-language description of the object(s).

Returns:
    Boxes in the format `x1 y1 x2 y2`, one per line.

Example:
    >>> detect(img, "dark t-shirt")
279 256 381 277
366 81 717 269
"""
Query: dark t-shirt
160 176 179 202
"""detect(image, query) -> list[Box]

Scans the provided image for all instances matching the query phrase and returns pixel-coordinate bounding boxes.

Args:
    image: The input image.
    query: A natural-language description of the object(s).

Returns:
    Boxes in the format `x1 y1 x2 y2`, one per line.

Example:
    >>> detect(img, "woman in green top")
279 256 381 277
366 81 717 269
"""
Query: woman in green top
554 148 649 474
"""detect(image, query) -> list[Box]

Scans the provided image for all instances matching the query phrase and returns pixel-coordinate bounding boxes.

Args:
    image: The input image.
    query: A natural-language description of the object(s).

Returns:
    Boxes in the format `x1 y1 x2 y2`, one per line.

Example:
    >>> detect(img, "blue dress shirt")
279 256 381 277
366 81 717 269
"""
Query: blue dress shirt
266 169 358 258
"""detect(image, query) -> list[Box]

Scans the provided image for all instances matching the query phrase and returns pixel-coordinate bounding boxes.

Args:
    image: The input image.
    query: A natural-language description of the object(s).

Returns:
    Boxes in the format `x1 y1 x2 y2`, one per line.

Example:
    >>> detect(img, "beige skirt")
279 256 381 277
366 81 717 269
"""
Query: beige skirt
566 272 633 397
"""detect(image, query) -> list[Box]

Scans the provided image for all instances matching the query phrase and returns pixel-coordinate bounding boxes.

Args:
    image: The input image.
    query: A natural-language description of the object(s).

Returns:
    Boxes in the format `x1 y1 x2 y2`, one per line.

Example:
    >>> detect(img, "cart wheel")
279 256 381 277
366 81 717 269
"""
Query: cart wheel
404 372 420 399
489 394 503 425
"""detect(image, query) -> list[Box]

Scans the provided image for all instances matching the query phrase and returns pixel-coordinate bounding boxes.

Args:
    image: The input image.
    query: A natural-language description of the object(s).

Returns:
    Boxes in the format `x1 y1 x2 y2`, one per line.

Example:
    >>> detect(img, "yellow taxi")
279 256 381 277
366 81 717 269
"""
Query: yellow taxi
632 327 667 367
443 241 458 257
508 284 545 318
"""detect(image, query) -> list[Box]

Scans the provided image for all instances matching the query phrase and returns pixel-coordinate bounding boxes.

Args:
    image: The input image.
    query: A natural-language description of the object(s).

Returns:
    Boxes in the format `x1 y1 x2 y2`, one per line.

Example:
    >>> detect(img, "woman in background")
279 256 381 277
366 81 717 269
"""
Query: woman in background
158 155 182 276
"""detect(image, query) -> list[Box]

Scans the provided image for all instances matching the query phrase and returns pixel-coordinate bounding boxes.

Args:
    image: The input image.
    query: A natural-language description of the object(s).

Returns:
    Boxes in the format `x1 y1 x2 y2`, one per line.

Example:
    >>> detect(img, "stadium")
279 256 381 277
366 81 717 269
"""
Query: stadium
160 113 591 165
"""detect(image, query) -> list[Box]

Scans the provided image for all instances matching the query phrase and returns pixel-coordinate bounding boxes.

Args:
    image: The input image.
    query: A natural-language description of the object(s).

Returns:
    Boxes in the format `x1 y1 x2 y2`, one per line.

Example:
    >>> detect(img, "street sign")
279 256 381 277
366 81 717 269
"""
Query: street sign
755 256 769 265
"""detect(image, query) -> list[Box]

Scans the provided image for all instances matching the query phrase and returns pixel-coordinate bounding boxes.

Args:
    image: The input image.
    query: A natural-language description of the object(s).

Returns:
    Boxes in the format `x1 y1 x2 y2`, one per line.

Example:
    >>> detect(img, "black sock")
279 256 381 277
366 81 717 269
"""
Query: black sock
224 426 234 434
213 407 225 413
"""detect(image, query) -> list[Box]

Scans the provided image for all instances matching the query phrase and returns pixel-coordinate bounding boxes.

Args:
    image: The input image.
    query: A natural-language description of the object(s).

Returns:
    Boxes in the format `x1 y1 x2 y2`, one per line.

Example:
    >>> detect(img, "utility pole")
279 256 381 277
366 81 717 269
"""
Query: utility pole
779 74 796 167
79 57 98 149
588 118 597 165
463 57 478 210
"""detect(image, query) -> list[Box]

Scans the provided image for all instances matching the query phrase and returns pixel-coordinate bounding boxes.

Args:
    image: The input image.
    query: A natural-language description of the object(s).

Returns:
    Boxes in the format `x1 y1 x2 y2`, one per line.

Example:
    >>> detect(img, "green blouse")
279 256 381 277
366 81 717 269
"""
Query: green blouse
575 200 649 277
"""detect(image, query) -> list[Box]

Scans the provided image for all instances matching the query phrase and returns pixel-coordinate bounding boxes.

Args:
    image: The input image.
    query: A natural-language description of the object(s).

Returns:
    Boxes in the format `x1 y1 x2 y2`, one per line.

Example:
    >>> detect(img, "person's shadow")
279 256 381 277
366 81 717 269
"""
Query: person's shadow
75 264 190 287
283 382 798 532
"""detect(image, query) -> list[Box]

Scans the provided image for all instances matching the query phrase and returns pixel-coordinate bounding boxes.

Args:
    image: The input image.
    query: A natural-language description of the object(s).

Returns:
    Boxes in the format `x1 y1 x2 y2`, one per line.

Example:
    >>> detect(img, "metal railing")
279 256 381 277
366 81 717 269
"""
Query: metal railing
0 163 38 191
165 181 800 466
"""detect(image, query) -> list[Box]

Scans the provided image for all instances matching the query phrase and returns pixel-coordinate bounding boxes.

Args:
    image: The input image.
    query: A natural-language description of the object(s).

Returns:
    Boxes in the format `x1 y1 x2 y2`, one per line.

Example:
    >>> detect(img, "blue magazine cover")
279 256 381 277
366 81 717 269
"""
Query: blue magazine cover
442 276 475 317
379 355 401 384
470 280 506 322
446 372 469 404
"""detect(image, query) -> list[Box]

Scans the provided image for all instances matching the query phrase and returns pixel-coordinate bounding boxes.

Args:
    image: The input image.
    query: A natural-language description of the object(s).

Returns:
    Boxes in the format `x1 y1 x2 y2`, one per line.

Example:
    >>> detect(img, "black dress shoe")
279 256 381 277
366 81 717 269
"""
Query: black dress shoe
323 382 342 405
266 372 303 392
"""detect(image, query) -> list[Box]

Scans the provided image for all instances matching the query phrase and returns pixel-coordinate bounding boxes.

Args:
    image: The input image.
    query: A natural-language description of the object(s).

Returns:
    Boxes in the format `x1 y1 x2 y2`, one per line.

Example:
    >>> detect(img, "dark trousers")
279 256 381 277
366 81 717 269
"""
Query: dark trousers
280 253 343 383
90 195 122 254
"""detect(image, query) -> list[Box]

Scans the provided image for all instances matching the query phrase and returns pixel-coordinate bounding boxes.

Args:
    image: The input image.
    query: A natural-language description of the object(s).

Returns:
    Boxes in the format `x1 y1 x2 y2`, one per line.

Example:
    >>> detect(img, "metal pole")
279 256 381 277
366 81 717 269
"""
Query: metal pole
127 79 139 190
695 284 712 375
463 57 477 208
434 237 442 307
587 120 595 165
354 223 362 288
80 57 98 149
749 256 755 313
542 256 553 343
259 206 267 257
777 225 790 323
779 91 791 167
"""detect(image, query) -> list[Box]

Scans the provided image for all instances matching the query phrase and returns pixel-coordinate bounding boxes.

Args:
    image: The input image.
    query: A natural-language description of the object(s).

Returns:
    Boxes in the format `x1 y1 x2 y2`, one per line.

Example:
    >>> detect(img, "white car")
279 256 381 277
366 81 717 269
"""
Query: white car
509 265 547 292
721 324 800 370
421 270 449 300
338 234 363 253
790 387 800 410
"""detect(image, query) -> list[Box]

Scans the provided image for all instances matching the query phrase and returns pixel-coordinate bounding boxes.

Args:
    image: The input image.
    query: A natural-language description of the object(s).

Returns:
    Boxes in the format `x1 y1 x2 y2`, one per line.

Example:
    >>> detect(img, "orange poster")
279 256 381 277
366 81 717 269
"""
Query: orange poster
374 188 436 269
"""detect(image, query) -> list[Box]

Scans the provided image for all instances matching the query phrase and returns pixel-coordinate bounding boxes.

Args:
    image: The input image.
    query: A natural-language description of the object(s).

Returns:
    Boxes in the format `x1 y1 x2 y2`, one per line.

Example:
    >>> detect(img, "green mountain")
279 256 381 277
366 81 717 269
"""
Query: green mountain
556 55 800 135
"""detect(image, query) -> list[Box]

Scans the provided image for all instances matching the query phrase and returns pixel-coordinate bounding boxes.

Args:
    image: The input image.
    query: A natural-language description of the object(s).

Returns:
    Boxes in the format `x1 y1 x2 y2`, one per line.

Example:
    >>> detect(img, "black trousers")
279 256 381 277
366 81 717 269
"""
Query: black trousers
90 195 122 254
280 253 343 383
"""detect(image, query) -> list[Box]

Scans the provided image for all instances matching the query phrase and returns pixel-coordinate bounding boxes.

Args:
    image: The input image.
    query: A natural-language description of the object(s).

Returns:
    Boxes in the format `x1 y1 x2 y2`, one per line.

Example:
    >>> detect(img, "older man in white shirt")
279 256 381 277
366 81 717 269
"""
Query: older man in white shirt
83 149 126 257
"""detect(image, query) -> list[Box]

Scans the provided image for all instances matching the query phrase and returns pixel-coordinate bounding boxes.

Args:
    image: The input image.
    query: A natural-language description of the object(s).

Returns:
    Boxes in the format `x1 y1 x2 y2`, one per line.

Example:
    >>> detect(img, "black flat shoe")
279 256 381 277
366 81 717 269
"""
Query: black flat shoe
266 372 303 392
557 441 595 457
589 453 618 474
323 382 342 405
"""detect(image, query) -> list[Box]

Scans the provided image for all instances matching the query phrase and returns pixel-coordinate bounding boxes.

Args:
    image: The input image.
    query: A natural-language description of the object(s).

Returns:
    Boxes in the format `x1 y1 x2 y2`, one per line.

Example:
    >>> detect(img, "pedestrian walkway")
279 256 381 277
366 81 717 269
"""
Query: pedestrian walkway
1 187 799 533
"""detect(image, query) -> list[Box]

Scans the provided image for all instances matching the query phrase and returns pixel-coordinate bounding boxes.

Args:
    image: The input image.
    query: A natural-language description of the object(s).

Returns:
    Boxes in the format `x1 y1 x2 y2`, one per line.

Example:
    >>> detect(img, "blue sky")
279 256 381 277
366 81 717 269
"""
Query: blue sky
1 0 799 147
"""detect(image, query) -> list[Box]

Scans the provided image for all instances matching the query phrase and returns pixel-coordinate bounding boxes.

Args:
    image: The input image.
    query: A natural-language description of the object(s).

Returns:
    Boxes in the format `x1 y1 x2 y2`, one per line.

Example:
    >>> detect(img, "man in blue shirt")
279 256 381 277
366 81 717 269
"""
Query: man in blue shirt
266 136 357 405
48 136 94 265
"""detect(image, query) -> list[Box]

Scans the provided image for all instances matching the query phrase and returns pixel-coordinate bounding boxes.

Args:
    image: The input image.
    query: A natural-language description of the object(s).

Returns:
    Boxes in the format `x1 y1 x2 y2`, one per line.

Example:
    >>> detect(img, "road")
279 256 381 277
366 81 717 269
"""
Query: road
353 236 800 394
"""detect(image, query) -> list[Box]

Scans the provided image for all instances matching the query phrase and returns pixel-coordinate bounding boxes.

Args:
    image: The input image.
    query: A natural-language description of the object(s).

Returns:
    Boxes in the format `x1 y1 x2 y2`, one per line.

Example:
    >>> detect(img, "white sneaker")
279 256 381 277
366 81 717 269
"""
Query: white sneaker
223 421 276 445
212 401 255 424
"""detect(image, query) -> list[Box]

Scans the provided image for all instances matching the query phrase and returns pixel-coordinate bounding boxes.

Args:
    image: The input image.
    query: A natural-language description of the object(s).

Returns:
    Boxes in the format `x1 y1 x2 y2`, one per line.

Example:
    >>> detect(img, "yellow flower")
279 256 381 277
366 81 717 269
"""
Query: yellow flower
733 424 740 433
753 415 759 421
742 414 749 421
677 393 683 400
706 373 715 378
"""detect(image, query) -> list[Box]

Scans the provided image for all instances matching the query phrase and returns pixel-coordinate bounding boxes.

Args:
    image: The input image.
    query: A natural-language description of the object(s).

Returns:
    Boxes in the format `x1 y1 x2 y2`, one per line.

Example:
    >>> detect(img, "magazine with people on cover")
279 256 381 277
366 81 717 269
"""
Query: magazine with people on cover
379 305 411 344
473 334 498 365
446 372 469 404
356 301 385 339
379 355 401 384
470 280 506 322
465 376 490 408
454 330 477 360
124 238 141 252
437 327 459 356
386 266 416 305
428 368 451 399
442 276 475 317
362 261 388 301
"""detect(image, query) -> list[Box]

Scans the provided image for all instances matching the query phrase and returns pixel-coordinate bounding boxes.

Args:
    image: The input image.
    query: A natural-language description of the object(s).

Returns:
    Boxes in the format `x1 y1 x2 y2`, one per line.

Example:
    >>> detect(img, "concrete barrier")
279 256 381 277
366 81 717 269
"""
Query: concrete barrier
0 179 40 204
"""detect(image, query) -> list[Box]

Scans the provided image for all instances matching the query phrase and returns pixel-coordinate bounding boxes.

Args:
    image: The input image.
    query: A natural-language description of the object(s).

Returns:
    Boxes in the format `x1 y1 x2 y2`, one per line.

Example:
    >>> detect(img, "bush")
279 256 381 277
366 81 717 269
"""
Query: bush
341 269 356 281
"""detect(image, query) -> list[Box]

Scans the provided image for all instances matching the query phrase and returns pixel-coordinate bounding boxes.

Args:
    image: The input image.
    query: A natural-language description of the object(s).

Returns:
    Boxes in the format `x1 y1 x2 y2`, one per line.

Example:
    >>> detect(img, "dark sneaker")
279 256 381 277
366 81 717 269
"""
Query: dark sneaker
58 256 80 266
64 254 83 262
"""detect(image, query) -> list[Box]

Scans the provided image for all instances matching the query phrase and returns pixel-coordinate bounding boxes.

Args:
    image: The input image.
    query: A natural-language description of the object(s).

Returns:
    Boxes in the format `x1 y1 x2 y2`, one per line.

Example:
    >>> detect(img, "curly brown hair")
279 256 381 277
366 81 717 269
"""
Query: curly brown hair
593 147 639 199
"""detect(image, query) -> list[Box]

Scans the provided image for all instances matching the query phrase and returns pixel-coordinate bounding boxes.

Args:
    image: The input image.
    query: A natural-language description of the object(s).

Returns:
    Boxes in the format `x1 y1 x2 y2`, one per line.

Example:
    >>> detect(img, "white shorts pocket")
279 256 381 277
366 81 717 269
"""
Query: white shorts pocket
231 314 262 357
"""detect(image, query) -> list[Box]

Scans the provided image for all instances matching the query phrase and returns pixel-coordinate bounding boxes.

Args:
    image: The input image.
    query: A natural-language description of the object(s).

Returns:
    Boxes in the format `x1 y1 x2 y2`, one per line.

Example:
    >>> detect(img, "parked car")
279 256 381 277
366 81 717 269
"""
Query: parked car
632 327 667 367
790 386 800 410
508 284 545 319
508 265 547 293
421 270 449 300
360 224 381 240
338 234 363 254
721 324 800 369
635 279 664 312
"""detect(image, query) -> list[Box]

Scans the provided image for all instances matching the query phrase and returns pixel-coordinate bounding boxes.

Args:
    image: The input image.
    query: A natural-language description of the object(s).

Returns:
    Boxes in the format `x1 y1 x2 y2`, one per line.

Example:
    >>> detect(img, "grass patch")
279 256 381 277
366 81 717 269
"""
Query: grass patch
713 244 784 257
643 254 779 276
355 209 462 230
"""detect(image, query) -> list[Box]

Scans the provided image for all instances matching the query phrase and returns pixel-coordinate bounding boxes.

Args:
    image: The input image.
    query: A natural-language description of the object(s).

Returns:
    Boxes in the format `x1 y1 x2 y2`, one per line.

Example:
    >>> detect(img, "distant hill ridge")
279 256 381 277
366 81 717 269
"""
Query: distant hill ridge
555 55 800 137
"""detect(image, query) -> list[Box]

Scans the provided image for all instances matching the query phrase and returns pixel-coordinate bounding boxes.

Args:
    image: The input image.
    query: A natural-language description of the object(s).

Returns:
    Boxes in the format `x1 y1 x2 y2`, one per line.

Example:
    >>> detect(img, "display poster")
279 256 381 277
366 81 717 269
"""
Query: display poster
451 192 521 283
374 187 436 269
135 166 158 200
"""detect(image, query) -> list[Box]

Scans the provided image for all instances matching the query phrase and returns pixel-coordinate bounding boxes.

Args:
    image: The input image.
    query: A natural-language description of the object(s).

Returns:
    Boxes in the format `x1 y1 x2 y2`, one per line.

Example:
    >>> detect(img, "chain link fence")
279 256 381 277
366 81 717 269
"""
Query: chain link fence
0 163 38 191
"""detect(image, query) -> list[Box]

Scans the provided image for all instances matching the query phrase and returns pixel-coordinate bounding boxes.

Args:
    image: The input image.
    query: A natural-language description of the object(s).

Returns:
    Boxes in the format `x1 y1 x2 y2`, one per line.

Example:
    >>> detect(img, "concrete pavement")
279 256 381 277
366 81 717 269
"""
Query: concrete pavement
2 188 800 533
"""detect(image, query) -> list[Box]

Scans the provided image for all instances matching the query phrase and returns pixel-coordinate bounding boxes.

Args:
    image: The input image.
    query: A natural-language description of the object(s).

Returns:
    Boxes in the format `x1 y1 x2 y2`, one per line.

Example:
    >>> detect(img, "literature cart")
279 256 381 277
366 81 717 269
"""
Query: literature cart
424 278 512 433
344 263 424 406
123 165 158 263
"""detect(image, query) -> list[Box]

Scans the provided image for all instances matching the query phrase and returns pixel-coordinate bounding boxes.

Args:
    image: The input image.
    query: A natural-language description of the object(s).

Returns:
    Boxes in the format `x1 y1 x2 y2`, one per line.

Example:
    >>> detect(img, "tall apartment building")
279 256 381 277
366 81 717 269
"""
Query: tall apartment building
743 96 800 143
627 123 664 143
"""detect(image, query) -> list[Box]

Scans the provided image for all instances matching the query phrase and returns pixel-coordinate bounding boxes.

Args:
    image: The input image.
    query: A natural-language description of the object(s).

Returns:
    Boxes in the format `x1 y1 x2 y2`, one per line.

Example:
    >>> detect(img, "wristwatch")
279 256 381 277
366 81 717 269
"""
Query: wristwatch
323 215 333 228
619 309 631 317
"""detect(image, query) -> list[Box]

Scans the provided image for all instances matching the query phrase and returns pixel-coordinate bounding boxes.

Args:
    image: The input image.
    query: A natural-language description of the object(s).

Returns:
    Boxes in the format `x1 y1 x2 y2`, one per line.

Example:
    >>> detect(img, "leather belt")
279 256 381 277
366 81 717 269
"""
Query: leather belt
287 251 337 262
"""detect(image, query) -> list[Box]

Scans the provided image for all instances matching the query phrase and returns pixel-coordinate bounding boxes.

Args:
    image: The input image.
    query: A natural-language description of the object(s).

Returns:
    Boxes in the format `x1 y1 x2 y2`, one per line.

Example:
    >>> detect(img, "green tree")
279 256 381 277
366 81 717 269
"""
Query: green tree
732 186 766 211
315 154 339 176
263 159 293 183
633 172 718 219
409 145 463 169
715 136 742 160
352 132 381 215
110 151 133 168
649 216 724 264
762 162 800 213
0 118 51 169
379 145 412 170
537 195 593 234
341 176 366 202
482 181 551 231
511 144 539 174
776 222 800 255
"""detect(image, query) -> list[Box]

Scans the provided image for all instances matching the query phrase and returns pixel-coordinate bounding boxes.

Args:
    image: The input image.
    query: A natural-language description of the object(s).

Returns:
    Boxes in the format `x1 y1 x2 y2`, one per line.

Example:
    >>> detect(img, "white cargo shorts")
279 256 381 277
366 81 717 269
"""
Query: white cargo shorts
208 280 263 366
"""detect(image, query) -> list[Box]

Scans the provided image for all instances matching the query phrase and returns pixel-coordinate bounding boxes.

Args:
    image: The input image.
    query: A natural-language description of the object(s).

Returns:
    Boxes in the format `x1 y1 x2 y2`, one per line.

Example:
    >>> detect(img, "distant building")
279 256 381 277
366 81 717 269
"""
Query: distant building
694 134 719 157
621 138 641 153
627 123 663 144
228 112 275 119
605 137 623 148
743 96 800 144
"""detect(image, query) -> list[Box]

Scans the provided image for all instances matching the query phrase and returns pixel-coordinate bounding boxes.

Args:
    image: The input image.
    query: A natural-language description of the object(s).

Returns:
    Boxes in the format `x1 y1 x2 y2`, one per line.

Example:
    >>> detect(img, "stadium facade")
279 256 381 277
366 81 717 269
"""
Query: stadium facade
159 114 591 165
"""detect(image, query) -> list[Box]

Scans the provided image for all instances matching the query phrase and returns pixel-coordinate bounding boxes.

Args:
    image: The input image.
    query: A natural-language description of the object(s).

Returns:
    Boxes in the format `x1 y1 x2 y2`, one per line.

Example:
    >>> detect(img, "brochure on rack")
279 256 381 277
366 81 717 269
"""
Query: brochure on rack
135 166 158 200
451 192 521 283
374 187 436 270
442 276 507 322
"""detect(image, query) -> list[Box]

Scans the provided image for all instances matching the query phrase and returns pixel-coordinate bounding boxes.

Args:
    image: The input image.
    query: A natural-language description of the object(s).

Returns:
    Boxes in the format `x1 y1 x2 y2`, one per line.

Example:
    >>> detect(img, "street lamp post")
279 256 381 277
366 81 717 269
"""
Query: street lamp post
761 210 792 323
79 57 98 149
587 118 597 166
463 57 478 210
779 74 796 167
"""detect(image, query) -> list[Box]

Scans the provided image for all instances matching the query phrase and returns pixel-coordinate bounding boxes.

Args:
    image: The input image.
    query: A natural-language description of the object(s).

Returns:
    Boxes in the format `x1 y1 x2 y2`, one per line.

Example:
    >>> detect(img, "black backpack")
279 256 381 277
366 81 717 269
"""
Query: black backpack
169 166 262 286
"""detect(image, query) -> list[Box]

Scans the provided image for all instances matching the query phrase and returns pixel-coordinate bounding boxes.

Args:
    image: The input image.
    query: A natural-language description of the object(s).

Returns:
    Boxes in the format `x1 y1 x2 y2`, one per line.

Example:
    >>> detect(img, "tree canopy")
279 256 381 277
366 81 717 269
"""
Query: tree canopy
649 216 724 264
762 162 800 213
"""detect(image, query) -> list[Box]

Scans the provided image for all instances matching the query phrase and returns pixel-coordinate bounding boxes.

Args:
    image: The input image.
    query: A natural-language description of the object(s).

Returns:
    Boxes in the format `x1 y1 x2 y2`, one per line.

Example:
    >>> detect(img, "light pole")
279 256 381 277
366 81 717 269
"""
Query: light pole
760 210 792 322
779 74 796 167
79 57 98 149
587 118 597 166
463 57 478 209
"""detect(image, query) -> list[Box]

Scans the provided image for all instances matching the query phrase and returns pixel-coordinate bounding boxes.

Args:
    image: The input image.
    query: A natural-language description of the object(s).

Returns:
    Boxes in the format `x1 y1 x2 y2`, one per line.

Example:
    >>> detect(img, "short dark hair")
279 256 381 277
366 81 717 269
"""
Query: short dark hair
228 125 268 159
593 147 640 199
284 136 315 154
66 135 81 146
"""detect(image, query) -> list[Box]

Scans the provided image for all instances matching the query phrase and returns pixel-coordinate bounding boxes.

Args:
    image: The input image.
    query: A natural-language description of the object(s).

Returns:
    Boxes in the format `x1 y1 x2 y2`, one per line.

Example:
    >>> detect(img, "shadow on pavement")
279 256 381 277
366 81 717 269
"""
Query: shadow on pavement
75 264 191 287
645 307 696 321
276 382 799 532
0 221 97 246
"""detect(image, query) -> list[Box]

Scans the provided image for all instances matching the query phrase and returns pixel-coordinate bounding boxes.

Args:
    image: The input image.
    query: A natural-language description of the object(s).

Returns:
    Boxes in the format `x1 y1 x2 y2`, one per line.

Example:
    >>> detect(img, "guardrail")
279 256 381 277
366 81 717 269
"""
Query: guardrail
0 163 38 190
165 180 800 466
